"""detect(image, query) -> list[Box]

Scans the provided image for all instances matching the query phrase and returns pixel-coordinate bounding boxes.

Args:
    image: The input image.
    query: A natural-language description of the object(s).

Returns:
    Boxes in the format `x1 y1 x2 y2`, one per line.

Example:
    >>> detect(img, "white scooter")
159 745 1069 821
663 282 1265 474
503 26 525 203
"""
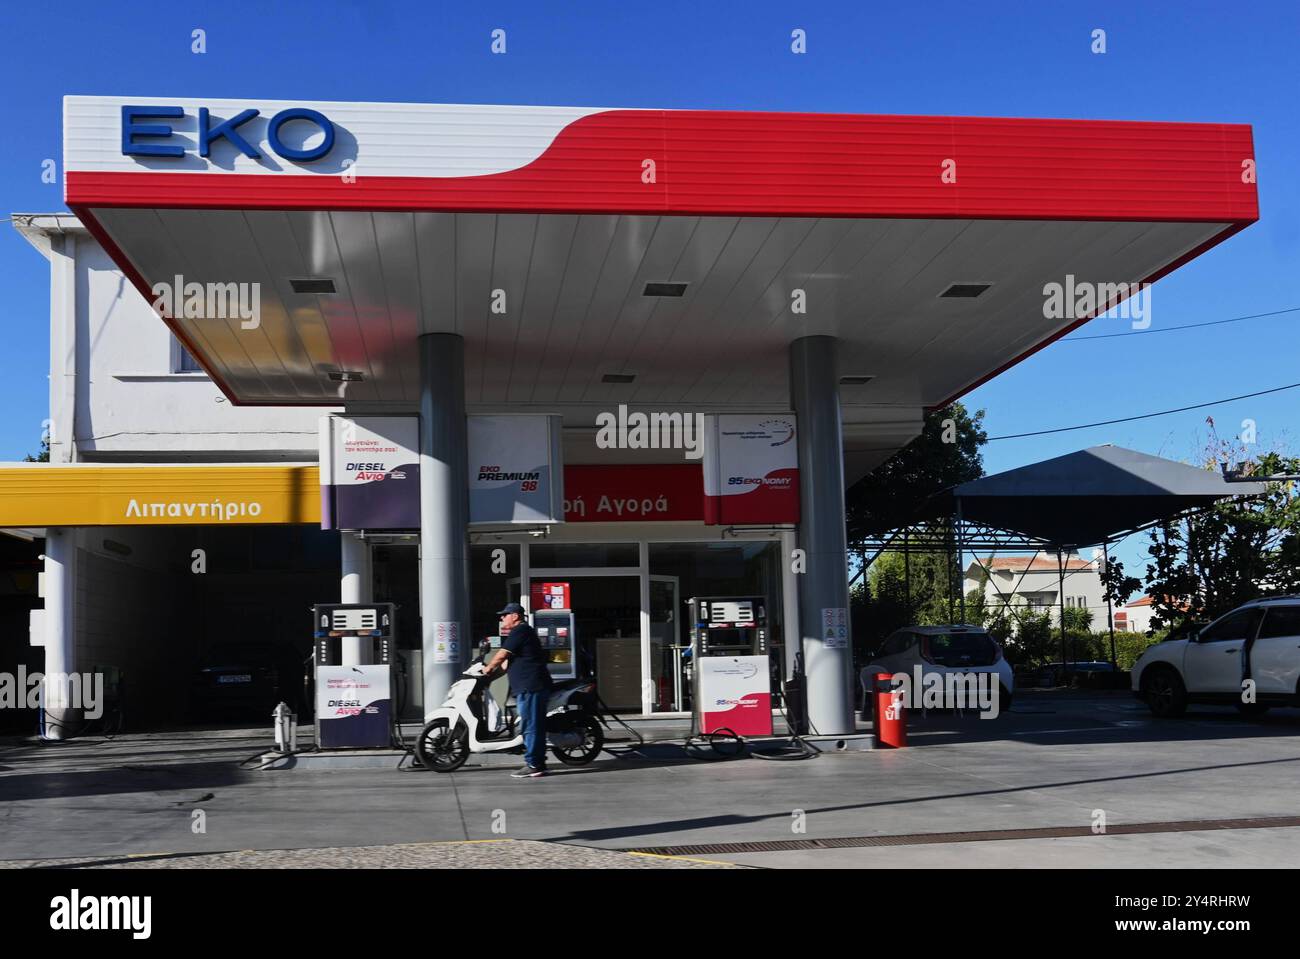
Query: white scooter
414 659 605 771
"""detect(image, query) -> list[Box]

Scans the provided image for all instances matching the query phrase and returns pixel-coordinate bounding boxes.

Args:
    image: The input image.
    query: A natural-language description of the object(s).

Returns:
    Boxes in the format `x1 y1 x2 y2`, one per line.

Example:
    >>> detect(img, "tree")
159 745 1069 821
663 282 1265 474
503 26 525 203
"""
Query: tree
1061 606 1093 633
849 402 987 655
859 549 964 651
1098 552 1142 616
1004 609 1054 666
1144 446 1300 631
846 403 986 541
23 438 49 463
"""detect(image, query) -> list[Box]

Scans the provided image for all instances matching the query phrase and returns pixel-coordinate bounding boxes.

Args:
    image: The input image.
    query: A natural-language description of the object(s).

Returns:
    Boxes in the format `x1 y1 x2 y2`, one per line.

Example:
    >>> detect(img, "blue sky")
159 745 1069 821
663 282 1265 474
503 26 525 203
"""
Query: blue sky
1 0 1296 574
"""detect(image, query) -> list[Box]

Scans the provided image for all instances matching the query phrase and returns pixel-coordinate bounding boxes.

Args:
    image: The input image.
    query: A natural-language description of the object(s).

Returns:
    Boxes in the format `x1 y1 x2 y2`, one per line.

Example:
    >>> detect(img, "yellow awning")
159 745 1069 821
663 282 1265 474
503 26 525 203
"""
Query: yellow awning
0 464 321 526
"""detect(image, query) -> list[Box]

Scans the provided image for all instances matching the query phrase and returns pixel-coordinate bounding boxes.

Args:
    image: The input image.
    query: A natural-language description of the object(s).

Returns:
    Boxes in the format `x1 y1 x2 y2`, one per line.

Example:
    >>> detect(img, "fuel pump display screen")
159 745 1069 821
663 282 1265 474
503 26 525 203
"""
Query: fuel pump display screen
708 601 756 625
692 597 767 656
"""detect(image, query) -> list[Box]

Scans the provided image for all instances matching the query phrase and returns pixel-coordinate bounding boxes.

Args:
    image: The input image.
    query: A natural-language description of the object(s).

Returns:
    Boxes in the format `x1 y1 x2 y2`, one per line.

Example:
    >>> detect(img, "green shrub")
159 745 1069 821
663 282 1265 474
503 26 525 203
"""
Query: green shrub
1109 631 1161 671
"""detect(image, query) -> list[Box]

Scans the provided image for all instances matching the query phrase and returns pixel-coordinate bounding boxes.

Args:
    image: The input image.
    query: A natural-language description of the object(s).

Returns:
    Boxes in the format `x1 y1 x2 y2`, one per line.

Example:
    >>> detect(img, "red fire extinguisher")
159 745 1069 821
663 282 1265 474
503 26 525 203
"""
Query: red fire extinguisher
872 672 907 748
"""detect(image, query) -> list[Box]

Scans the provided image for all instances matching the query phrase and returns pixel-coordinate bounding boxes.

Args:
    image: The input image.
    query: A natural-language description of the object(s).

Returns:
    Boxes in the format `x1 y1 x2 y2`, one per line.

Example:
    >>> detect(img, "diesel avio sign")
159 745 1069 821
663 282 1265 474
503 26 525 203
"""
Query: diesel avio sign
319 415 419 531
120 105 336 161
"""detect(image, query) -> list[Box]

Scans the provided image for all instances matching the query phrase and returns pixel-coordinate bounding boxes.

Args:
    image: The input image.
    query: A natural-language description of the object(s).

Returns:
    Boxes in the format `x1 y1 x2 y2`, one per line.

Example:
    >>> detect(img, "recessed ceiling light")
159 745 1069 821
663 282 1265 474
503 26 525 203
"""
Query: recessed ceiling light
839 375 875 386
328 370 364 383
940 282 992 298
643 282 688 297
290 277 337 294
602 373 636 384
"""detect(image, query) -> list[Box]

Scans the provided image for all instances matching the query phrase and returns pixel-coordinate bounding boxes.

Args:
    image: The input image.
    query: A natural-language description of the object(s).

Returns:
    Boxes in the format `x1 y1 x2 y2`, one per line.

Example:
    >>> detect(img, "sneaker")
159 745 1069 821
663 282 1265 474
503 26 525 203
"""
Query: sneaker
510 765 547 778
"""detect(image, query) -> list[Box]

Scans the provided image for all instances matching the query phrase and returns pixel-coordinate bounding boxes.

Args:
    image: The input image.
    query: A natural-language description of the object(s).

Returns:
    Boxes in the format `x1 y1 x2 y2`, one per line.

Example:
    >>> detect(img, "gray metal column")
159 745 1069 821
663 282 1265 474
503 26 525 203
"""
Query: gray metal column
790 336 854 735
419 333 471 717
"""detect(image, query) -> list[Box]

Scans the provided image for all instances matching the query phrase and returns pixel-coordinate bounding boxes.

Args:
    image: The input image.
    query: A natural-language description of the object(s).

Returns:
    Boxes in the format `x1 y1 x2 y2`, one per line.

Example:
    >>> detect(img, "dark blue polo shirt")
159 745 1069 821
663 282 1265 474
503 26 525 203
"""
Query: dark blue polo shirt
502 622 553 694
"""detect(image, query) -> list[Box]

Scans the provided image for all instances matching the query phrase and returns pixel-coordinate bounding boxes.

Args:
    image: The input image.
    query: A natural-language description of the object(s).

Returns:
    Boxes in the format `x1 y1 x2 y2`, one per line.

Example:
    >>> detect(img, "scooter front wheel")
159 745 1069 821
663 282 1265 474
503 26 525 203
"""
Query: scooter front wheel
550 713 604 766
415 718 469 772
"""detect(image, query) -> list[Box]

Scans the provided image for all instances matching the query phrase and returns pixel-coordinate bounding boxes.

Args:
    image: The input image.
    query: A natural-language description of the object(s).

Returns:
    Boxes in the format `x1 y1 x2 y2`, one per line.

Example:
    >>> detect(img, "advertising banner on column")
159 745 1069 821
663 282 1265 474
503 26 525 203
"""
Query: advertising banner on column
702 414 799 524
468 414 564 524
319 415 420 530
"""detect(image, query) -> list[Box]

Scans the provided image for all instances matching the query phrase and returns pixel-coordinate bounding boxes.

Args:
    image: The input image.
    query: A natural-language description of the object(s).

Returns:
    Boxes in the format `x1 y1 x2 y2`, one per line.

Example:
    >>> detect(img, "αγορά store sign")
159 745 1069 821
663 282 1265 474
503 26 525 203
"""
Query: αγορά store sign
563 465 703 522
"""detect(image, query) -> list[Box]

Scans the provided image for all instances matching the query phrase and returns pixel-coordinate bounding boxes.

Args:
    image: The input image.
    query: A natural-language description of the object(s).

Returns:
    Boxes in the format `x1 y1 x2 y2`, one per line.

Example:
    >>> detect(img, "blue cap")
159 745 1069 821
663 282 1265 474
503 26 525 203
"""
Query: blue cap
496 602 526 617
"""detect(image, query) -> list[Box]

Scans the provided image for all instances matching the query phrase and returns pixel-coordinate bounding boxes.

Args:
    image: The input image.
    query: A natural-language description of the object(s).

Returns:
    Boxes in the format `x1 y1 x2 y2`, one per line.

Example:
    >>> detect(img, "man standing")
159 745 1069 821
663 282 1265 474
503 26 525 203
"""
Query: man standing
483 602 553 778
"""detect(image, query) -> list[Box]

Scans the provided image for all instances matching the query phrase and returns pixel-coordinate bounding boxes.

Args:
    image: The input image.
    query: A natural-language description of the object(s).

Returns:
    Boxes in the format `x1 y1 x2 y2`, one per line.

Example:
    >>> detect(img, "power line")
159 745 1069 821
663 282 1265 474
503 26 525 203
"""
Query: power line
988 381 1300 441
1062 306 1300 341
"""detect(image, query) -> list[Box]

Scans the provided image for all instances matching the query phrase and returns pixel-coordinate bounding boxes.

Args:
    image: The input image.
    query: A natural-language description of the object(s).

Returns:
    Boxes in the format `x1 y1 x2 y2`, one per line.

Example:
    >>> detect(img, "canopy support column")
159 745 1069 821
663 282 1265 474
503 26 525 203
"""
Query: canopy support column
419 333 471 717
790 335 854 735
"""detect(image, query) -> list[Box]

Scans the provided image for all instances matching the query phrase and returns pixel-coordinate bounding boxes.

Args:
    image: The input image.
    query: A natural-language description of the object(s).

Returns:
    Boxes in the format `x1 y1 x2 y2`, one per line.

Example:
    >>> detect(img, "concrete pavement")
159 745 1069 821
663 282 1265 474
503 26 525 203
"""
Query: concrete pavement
2 691 1298 868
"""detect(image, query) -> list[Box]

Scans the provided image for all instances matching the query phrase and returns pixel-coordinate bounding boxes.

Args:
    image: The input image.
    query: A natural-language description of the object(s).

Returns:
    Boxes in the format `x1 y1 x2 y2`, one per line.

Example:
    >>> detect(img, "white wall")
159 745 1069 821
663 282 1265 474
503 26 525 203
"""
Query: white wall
1123 602 1157 634
46 225 336 461
965 558 1109 627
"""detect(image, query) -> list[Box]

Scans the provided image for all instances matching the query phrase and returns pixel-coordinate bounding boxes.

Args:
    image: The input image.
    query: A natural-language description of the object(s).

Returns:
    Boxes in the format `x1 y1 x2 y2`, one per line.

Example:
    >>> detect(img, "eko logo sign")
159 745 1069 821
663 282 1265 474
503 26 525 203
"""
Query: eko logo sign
121 105 336 161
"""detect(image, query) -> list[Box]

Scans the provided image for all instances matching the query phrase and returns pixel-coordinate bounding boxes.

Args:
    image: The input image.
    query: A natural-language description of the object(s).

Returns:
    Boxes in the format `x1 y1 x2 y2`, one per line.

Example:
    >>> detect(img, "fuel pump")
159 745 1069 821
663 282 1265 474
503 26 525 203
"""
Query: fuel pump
688 596 773 737
534 608 578 681
312 603 397 749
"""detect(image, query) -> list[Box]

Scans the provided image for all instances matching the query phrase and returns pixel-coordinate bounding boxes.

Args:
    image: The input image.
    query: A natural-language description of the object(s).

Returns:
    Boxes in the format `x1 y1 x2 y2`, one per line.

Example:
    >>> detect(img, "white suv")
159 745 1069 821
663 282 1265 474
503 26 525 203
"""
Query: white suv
1132 596 1300 717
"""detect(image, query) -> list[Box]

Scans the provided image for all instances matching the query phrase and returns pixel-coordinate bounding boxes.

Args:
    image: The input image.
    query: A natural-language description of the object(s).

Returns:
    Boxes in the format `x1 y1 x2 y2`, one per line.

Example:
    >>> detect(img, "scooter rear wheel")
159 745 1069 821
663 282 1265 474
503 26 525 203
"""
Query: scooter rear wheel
415 718 470 772
550 714 604 766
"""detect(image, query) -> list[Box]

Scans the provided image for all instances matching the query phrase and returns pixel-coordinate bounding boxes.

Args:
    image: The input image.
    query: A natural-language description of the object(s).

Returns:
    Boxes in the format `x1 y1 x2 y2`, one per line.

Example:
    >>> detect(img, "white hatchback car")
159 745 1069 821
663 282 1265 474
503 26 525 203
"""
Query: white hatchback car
1132 596 1300 717
863 625 1014 714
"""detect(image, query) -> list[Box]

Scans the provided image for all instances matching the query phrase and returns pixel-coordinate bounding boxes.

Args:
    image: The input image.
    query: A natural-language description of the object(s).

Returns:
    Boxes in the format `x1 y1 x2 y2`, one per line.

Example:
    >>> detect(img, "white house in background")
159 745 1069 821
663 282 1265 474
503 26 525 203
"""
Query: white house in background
964 554 1107 626
1118 596 1158 634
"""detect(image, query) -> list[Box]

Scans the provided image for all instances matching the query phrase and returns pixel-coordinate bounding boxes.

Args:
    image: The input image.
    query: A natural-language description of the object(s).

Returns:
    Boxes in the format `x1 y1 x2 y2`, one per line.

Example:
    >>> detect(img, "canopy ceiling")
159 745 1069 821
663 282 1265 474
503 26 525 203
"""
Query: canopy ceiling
61 98 1259 481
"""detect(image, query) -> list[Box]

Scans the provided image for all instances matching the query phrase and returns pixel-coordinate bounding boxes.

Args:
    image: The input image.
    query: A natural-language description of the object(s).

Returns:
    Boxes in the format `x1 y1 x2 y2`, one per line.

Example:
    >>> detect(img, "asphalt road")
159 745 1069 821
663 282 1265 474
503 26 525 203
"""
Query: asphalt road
2 690 1298 868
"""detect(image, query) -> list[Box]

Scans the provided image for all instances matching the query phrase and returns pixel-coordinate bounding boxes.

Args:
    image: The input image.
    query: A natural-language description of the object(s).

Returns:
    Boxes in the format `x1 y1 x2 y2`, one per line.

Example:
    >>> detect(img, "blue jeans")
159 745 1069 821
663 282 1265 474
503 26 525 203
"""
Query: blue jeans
516 690 549 769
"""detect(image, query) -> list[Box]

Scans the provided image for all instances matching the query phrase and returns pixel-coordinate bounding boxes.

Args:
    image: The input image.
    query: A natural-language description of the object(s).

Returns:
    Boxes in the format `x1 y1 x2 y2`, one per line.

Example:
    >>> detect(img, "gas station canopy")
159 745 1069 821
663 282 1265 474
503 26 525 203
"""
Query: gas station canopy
65 98 1258 479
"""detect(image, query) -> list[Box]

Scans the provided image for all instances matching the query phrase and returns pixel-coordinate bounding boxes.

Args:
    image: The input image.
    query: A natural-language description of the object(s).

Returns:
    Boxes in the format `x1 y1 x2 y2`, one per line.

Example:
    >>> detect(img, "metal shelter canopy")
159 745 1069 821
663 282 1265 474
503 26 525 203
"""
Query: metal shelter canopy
928 445 1268 548
852 447 1270 657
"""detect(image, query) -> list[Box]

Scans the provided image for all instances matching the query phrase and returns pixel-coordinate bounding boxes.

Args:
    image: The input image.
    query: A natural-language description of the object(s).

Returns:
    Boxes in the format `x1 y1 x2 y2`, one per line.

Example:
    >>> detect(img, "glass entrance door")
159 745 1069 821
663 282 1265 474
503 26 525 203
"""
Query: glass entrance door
649 575 682 712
